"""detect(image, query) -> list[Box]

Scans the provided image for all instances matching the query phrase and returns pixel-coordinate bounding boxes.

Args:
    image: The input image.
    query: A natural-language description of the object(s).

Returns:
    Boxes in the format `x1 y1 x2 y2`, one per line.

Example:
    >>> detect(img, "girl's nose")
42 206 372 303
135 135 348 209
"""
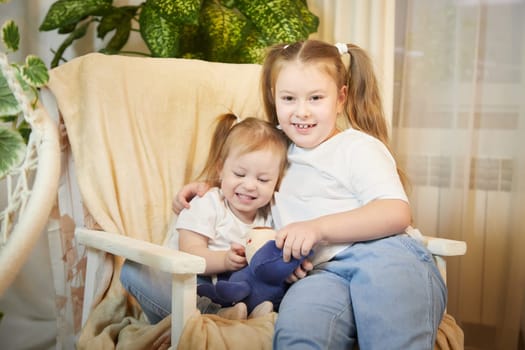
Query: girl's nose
296 101 310 119
243 177 257 190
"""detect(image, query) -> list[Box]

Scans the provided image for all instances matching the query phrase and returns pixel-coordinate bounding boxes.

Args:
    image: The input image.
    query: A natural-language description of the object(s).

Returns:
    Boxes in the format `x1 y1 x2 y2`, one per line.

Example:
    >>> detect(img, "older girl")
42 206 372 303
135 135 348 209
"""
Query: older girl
175 40 447 349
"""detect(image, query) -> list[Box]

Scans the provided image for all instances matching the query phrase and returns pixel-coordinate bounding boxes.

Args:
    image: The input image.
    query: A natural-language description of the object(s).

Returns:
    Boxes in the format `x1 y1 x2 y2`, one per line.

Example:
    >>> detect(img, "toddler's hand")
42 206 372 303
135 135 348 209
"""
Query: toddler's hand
224 243 247 271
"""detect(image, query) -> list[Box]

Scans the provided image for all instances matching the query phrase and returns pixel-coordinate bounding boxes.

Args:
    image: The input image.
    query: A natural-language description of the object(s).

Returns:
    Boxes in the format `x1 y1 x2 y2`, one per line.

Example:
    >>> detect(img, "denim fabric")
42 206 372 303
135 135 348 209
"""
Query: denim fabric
120 260 220 324
273 234 447 350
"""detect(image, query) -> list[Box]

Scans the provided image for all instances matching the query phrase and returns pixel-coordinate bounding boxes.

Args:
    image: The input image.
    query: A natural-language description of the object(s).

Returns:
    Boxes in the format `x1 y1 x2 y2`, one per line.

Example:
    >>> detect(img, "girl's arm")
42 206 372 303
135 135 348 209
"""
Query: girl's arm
276 198 411 262
172 182 211 214
178 228 247 275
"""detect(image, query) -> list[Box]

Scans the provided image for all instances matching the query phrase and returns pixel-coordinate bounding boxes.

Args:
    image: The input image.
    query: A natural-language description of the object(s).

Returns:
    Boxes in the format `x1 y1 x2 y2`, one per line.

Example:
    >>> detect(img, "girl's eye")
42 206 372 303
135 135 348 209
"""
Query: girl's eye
258 178 270 183
281 95 294 102
311 95 323 101
233 172 245 177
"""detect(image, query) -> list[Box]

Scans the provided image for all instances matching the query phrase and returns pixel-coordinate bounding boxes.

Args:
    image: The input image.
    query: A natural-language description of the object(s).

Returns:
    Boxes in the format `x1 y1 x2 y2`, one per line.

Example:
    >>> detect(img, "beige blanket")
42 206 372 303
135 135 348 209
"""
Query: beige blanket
47 53 464 349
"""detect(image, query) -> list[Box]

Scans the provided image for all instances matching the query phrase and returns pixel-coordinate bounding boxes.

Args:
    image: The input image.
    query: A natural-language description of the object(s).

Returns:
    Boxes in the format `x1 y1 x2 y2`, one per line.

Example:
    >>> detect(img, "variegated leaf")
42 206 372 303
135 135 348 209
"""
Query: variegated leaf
0 127 26 179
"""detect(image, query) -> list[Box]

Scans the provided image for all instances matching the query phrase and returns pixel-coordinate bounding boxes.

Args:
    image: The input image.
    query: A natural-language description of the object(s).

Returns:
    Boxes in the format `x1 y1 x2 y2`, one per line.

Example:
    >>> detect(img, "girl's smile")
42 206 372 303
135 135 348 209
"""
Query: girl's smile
292 122 317 130
220 148 281 223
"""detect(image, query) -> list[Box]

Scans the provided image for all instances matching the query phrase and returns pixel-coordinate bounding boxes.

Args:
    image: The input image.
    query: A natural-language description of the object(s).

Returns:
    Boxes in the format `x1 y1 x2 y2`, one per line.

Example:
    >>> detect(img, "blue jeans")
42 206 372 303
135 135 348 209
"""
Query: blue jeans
120 260 221 324
273 234 447 350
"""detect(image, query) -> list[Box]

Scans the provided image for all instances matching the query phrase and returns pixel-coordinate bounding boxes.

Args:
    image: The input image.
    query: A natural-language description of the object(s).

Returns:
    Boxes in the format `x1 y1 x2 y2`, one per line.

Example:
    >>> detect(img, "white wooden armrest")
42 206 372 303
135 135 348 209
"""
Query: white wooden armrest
75 227 206 347
425 237 467 256
406 226 467 257
75 228 205 274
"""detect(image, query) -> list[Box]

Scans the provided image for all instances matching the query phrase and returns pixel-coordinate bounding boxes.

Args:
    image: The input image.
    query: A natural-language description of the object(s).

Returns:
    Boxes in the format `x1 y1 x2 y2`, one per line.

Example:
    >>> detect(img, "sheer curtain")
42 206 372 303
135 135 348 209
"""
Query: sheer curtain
392 1 525 349
308 0 396 124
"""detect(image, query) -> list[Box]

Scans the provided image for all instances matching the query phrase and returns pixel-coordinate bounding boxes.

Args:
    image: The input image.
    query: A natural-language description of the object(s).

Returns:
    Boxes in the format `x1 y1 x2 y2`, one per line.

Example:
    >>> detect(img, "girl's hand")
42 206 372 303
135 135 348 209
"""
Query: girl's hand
172 182 211 214
275 220 322 262
224 243 247 271
286 259 313 283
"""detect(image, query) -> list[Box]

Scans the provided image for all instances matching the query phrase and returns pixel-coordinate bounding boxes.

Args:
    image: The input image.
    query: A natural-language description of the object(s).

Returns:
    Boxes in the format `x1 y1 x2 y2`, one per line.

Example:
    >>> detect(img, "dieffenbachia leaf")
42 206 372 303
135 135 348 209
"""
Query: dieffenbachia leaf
235 29 269 64
39 0 112 31
234 0 319 43
147 0 203 26
199 1 250 62
139 1 181 57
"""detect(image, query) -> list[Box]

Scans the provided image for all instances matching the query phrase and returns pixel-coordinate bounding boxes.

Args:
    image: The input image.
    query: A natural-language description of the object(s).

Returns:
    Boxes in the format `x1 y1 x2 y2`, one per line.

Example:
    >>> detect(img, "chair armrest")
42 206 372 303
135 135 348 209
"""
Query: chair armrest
75 228 206 274
406 226 467 256
425 237 467 256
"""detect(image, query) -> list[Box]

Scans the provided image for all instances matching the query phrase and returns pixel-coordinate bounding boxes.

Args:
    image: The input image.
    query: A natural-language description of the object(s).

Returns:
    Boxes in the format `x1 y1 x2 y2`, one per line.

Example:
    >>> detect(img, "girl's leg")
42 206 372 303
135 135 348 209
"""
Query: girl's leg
331 234 447 350
274 234 446 350
120 259 172 324
120 259 222 324
273 270 356 350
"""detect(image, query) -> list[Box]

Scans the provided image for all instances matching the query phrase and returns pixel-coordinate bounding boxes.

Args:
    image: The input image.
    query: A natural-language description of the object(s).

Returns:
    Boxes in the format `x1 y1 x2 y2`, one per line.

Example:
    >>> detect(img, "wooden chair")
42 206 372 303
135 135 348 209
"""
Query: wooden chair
41 53 466 349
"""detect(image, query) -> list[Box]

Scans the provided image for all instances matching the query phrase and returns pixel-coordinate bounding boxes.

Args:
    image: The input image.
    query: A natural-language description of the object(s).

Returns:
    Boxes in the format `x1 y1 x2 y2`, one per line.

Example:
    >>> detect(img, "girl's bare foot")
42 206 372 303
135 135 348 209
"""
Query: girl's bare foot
248 301 273 318
216 302 248 320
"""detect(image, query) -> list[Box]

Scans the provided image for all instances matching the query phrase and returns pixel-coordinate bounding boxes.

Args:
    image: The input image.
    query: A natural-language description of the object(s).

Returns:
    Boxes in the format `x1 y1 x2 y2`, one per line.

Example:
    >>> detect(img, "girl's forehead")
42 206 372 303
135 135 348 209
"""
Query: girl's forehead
276 62 336 89
278 61 332 79
226 146 282 161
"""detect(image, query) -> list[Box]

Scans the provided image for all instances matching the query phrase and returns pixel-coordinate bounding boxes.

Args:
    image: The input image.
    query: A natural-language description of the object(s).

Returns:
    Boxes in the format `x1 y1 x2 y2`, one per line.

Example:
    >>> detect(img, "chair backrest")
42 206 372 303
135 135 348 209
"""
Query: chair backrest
42 53 466 348
47 53 264 245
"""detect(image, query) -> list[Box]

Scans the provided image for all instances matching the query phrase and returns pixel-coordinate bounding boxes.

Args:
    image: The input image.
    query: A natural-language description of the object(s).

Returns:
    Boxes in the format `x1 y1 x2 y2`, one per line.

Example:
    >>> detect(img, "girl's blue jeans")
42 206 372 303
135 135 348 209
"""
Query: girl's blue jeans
273 234 447 350
120 260 220 324
120 234 446 349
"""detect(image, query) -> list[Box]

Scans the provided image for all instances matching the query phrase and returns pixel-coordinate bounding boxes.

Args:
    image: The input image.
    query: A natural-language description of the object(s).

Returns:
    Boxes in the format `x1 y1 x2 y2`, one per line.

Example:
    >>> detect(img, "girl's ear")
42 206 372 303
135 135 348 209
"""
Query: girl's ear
337 85 347 113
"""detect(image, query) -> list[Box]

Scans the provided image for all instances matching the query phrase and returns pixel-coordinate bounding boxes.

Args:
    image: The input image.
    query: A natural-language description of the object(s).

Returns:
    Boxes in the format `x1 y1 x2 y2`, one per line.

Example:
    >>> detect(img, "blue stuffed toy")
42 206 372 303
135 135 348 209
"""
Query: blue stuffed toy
197 228 312 313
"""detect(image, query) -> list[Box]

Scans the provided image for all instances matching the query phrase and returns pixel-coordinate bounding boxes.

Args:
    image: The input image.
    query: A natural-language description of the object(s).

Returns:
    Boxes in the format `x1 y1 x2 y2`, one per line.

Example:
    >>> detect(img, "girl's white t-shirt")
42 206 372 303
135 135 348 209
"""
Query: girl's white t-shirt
272 128 408 266
170 187 272 251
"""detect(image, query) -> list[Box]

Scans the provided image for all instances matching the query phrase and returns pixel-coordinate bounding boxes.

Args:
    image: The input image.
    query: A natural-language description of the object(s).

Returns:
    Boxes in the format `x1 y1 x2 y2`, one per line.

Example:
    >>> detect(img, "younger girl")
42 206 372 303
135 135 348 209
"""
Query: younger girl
175 40 447 349
121 114 288 323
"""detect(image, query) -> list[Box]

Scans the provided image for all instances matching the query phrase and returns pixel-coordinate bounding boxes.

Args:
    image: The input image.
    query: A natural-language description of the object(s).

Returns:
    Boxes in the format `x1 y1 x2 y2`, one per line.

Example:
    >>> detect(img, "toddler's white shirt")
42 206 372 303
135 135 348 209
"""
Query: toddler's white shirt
171 187 272 251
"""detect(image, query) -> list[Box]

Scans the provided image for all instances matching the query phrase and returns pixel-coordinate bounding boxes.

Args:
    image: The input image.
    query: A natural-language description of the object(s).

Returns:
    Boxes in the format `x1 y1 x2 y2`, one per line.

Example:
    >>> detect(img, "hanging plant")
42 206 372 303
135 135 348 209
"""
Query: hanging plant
0 20 49 179
39 0 319 67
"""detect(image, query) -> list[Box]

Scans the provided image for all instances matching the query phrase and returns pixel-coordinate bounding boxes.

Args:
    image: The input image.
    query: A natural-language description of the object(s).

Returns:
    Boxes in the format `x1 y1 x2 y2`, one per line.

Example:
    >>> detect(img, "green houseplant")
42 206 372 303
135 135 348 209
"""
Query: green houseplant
39 0 319 67
0 20 49 179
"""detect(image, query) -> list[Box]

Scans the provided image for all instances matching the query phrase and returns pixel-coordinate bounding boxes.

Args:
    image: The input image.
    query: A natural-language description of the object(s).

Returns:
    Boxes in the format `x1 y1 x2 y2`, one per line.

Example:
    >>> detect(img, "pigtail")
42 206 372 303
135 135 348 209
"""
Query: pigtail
344 44 389 146
197 113 237 185
345 45 409 191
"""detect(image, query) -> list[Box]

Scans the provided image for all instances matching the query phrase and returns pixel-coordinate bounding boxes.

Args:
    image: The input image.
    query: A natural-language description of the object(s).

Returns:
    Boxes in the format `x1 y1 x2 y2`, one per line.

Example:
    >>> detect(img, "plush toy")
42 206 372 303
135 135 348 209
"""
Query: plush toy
197 227 312 313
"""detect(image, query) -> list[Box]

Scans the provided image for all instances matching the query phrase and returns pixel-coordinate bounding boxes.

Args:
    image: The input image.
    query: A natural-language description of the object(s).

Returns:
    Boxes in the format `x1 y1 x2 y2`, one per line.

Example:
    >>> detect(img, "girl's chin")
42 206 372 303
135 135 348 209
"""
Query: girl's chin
292 138 319 149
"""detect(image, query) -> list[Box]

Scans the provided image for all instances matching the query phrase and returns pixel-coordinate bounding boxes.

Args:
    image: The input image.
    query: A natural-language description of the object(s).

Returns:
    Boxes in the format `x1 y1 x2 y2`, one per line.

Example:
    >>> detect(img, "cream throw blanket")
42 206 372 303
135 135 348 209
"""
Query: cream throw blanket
46 53 463 349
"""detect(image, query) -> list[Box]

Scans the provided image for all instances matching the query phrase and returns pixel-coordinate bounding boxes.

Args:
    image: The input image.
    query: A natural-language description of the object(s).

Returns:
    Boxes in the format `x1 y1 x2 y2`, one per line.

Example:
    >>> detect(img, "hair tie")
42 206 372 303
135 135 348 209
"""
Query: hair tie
335 43 348 55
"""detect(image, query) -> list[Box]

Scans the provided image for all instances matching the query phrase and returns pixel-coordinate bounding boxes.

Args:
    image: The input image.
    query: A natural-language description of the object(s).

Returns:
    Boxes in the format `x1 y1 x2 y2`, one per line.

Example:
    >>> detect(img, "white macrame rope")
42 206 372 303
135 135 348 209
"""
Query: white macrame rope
0 53 41 245
0 52 38 124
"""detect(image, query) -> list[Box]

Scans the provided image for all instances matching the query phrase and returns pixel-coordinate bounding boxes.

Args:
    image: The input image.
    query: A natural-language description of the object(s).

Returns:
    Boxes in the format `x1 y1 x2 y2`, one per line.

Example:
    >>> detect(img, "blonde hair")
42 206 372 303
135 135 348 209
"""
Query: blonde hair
197 113 289 217
261 40 408 190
